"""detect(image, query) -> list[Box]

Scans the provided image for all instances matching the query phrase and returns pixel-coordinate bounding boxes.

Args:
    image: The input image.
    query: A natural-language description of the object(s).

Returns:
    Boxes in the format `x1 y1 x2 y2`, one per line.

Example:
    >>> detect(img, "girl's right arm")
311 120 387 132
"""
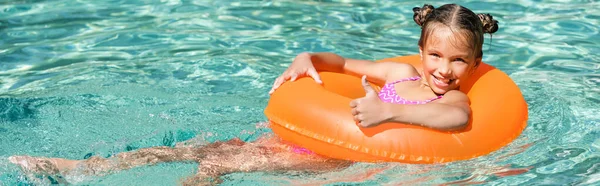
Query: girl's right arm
269 52 414 94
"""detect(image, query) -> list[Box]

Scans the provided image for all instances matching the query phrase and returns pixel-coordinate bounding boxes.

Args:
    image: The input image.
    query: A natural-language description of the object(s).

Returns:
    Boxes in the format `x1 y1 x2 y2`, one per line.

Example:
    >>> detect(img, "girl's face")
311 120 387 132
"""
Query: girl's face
419 26 481 94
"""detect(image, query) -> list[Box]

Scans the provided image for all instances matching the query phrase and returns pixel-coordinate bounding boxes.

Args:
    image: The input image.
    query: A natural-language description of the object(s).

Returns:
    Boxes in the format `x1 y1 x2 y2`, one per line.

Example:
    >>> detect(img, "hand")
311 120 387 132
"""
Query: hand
269 52 323 95
349 75 388 127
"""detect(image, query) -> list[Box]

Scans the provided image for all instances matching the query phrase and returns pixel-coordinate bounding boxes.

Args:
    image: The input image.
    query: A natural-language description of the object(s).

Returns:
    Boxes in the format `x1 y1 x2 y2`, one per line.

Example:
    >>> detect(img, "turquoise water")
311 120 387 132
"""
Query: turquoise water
1 0 599 185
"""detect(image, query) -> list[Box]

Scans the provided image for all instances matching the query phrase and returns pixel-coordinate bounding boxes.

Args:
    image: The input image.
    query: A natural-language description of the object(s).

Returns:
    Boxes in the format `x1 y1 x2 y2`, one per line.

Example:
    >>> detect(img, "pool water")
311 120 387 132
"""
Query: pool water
1 0 598 185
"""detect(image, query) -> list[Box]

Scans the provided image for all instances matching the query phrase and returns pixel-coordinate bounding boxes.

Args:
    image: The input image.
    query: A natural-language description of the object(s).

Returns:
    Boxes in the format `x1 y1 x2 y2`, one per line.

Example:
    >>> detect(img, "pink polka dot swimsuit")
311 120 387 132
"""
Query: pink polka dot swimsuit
378 76 443 104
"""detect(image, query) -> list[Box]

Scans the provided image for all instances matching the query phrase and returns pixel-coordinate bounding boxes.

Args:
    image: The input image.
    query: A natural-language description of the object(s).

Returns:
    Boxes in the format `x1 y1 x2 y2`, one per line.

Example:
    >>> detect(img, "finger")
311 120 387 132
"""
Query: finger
349 99 358 108
290 74 298 82
358 121 368 127
356 115 368 127
269 77 285 94
308 69 322 84
361 75 375 94
272 77 283 88
351 108 358 115
357 116 369 127
353 114 361 122
269 79 280 94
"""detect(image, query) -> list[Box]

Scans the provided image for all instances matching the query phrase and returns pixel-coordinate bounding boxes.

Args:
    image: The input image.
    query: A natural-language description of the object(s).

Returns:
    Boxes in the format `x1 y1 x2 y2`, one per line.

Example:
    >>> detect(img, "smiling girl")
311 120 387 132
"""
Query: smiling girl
270 4 498 130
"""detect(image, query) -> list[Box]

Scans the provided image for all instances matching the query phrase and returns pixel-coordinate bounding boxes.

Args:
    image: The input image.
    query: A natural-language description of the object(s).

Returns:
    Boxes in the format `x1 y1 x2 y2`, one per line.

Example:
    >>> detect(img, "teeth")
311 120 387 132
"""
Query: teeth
434 76 450 83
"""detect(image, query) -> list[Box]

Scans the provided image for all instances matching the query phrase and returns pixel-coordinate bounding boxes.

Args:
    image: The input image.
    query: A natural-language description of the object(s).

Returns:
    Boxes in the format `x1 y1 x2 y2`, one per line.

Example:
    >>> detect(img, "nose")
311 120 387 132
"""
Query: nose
438 61 451 77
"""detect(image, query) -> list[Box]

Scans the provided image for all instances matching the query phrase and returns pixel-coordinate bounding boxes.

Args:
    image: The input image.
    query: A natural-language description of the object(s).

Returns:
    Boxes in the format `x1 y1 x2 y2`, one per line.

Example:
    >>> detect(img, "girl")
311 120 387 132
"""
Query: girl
9 4 498 185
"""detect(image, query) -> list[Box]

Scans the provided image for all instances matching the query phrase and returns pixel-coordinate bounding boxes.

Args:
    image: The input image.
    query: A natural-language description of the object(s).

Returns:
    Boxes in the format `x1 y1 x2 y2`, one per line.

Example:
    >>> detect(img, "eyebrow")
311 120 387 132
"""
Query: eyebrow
426 48 471 58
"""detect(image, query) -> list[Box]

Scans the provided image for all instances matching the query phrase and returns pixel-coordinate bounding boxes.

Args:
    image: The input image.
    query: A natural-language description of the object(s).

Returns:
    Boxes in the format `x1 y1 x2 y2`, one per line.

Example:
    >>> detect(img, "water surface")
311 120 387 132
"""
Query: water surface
0 0 598 185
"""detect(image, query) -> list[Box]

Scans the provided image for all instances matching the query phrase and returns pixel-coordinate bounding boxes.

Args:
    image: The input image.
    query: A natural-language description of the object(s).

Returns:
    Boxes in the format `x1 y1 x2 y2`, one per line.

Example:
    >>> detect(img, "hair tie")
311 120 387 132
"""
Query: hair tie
413 4 435 27
477 13 499 34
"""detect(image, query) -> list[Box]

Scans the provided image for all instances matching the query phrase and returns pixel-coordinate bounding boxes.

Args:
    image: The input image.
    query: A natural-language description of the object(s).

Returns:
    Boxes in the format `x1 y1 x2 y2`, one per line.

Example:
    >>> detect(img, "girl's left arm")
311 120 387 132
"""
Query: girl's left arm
382 90 471 131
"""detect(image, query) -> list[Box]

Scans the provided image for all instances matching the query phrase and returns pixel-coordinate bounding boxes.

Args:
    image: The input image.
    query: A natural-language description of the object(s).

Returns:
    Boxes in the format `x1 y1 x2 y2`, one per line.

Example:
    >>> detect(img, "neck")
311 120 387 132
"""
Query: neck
417 70 430 88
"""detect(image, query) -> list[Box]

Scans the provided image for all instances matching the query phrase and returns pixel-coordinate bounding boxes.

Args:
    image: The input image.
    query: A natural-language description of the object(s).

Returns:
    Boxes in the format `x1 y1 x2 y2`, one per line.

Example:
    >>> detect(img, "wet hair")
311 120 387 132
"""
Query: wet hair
413 4 498 61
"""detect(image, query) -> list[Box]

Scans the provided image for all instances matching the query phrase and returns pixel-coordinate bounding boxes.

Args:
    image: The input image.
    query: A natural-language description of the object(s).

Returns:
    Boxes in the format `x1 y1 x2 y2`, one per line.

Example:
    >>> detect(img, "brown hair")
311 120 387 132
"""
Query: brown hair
413 4 498 60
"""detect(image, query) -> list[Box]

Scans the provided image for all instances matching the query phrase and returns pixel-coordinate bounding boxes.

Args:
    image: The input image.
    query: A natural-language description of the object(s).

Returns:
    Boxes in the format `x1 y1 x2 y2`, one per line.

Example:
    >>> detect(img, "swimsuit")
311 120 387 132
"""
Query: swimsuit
290 76 442 154
378 76 443 104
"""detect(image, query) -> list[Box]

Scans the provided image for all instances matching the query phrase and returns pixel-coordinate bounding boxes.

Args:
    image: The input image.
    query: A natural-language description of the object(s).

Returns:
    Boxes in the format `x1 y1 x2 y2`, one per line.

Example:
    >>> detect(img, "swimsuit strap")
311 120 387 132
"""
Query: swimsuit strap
379 76 444 104
388 76 421 85
422 95 444 103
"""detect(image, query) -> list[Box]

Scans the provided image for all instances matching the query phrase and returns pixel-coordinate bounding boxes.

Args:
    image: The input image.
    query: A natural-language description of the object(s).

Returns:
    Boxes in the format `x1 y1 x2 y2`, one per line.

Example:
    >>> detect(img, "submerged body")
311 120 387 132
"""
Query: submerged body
9 72 442 184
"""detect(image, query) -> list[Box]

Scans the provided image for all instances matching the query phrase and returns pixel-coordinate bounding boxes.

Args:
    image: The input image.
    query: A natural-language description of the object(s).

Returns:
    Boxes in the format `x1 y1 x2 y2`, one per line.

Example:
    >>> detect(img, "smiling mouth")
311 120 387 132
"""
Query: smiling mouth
432 75 454 87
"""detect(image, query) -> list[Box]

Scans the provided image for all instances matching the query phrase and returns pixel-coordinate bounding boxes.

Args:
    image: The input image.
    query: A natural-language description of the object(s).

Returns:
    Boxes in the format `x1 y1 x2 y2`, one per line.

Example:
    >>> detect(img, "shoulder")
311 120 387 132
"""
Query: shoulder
376 62 420 81
343 60 420 85
347 60 415 71
375 61 415 68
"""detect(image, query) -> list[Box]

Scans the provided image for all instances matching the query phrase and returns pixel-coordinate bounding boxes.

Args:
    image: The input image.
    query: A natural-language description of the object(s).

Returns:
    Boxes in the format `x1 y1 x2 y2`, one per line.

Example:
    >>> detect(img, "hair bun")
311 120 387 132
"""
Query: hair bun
413 4 435 27
477 13 499 34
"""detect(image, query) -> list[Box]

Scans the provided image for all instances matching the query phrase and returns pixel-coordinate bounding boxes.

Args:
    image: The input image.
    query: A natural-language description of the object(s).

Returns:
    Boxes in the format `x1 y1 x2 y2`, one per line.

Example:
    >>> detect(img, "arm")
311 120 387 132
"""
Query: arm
270 52 413 94
307 52 414 85
383 90 471 131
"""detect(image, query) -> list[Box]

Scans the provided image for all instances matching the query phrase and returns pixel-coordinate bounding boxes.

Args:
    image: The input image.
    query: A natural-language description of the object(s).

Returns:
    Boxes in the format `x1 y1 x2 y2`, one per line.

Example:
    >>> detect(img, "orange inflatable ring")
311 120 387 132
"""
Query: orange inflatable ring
264 55 528 164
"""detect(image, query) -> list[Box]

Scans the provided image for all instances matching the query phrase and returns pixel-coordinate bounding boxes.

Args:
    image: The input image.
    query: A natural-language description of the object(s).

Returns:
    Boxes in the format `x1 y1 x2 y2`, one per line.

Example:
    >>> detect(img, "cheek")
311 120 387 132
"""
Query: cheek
451 64 470 78
422 58 437 73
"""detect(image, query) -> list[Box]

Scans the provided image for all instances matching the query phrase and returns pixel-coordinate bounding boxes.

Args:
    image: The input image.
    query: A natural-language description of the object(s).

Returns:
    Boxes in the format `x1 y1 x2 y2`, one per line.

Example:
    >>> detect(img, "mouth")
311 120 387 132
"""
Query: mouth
432 75 454 87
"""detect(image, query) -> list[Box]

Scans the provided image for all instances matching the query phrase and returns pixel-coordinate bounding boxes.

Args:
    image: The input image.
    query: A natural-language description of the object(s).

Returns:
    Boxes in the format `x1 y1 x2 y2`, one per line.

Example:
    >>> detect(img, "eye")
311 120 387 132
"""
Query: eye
429 53 440 58
453 58 466 63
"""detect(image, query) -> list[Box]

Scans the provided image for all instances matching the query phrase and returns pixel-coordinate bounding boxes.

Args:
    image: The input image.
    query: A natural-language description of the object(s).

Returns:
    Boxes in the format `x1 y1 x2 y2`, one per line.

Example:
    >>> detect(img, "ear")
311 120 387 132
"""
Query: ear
474 57 482 68
471 57 482 74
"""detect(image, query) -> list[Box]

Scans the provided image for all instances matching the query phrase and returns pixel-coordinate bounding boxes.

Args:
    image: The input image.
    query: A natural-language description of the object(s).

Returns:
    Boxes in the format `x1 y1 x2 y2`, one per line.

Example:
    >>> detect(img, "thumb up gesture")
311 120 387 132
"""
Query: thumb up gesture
349 75 388 127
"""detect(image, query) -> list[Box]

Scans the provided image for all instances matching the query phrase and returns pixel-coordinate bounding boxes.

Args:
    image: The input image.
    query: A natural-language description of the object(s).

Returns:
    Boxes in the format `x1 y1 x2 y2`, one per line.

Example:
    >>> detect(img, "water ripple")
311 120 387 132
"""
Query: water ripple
0 0 599 185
